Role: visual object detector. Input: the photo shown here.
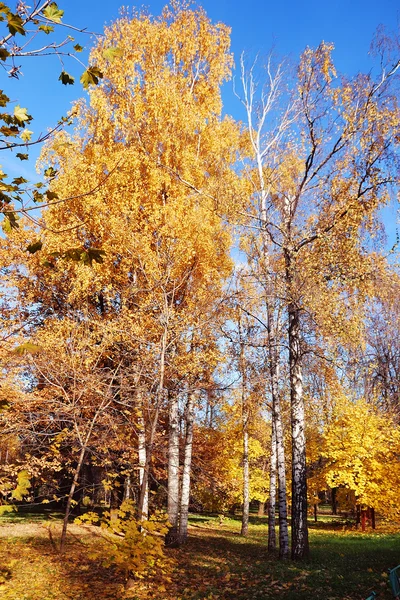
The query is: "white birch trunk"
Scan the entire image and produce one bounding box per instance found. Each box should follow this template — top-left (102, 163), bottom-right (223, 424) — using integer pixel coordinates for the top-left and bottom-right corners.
top-left (268, 417), bottom-right (277, 551)
top-left (179, 393), bottom-right (194, 543)
top-left (241, 425), bottom-right (250, 536)
top-left (288, 300), bottom-right (309, 559)
top-left (166, 392), bottom-right (180, 544)
top-left (138, 412), bottom-right (148, 520)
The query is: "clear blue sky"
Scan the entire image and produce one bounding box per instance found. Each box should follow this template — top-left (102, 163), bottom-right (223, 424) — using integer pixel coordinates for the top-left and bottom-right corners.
top-left (3, 0), bottom-right (399, 234)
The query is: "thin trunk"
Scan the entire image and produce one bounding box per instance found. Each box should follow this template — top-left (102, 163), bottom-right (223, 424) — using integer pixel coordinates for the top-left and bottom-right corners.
top-left (371, 507), bottom-right (376, 529)
top-left (179, 393), bottom-right (195, 543)
top-left (268, 417), bottom-right (277, 551)
top-left (356, 504), bottom-right (361, 528)
top-left (138, 409), bottom-right (148, 520)
top-left (138, 326), bottom-right (167, 520)
top-left (60, 445), bottom-right (86, 553)
top-left (258, 501), bottom-right (265, 516)
top-left (241, 425), bottom-right (250, 536)
top-left (361, 509), bottom-right (367, 532)
top-left (238, 326), bottom-right (249, 538)
top-left (166, 391), bottom-right (180, 545)
top-left (267, 302), bottom-right (289, 558)
top-left (123, 475), bottom-right (131, 501)
top-left (314, 503), bottom-right (317, 522)
top-left (331, 487), bottom-right (337, 515)
top-left (288, 300), bottom-right (309, 559)
top-left (275, 395), bottom-right (289, 559)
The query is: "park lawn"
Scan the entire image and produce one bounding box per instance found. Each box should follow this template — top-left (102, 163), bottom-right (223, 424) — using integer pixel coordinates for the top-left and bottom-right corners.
top-left (0, 512), bottom-right (398, 600)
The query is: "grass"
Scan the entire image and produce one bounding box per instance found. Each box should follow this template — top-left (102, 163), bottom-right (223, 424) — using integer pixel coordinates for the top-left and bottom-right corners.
top-left (0, 511), bottom-right (398, 599)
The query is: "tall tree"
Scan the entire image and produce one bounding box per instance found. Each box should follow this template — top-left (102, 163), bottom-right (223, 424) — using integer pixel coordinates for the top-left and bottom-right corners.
top-left (239, 37), bottom-right (400, 558)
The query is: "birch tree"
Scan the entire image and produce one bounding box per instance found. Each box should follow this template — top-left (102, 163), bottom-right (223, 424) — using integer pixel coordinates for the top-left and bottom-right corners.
top-left (239, 36), bottom-right (400, 558)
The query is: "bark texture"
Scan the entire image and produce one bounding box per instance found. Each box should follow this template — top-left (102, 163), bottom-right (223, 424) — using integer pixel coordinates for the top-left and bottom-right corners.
top-left (179, 393), bottom-right (195, 543)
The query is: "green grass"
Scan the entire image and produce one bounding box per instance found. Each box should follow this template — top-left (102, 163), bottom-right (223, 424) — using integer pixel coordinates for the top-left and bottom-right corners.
top-left (174, 515), bottom-right (399, 600)
top-left (0, 510), bottom-right (398, 599)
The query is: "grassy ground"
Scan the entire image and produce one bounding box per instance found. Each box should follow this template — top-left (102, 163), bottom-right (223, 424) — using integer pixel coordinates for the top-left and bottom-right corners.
top-left (0, 511), bottom-right (398, 600)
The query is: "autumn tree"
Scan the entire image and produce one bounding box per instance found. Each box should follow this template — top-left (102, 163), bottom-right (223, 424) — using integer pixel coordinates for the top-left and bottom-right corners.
top-left (240, 36), bottom-right (400, 558)
top-left (1, 2), bottom-right (241, 546)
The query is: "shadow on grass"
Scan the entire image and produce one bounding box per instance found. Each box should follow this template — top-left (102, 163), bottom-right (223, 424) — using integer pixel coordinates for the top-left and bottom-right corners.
top-left (168, 524), bottom-right (396, 600)
top-left (0, 515), bottom-right (397, 600)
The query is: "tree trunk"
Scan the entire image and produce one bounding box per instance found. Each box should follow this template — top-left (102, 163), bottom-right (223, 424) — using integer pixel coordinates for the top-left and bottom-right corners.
top-left (270, 353), bottom-right (289, 558)
top-left (138, 327), bottom-right (167, 520)
top-left (137, 410), bottom-right (148, 519)
top-left (356, 504), bottom-right (361, 528)
top-left (166, 391), bottom-right (180, 546)
top-left (288, 301), bottom-right (309, 559)
top-left (60, 445), bottom-right (87, 553)
top-left (179, 393), bottom-right (195, 543)
top-left (123, 474), bottom-right (131, 501)
top-left (258, 501), bottom-right (265, 516)
top-left (314, 503), bottom-right (317, 522)
top-left (268, 417), bottom-right (277, 551)
top-left (361, 509), bottom-right (367, 532)
top-left (266, 292), bottom-right (289, 558)
top-left (371, 507), bottom-right (376, 529)
top-left (241, 425), bottom-right (250, 536)
top-left (331, 487), bottom-right (337, 515)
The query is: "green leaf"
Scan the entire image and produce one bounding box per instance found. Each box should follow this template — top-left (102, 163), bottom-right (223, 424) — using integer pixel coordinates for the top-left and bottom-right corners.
top-left (44, 166), bottom-right (57, 178)
top-left (16, 152), bottom-right (28, 160)
top-left (65, 247), bottom-right (83, 262)
top-left (11, 470), bottom-right (31, 500)
top-left (58, 70), bottom-right (75, 85)
top-left (2, 211), bottom-right (19, 233)
top-left (0, 506), bottom-right (15, 516)
top-left (42, 2), bottom-right (64, 23)
top-left (26, 240), bottom-right (43, 254)
top-left (13, 342), bottom-right (40, 355)
top-left (80, 66), bottom-right (103, 89)
top-left (102, 46), bottom-right (123, 62)
top-left (7, 12), bottom-right (25, 36)
top-left (39, 24), bottom-right (54, 34)
top-left (0, 47), bottom-right (10, 60)
top-left (46, 190), bottom-right (58, 200)
top-left (0, 90), bottom-right (9, 107)
top-left (73, 43), bottom-right (83, 52)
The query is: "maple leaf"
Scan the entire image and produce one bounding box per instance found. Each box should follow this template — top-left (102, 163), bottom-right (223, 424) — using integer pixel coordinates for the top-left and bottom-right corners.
top-left (80, 66), bottom-right (103, 88)
top-left (20, 128), bottom-right (33, 142)
top-left (13, 105), bottom-right (30, 124)
top-left (58, 71), bottom-right (75, 85)
top-left (42, 2), bottom-right (64, 23)
top-left (7, 12), bottom-right (25, 35)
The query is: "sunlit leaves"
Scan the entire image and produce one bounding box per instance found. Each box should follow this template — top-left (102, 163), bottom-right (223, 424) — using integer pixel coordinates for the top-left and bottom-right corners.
top-left (20, 128), bottom-right (33, 142)
top-left (13, 105), bottom-right (30, 124)
top-left (102, 46), bottom-right (123, 62)
top-left (6, 12), bottom-right (25, 36)
top-left (80, 66), bottom-right (103, 88)
top-left (39, 24), bottom-right (54, 34)
top-left (42, 2), bottom-right (64, 23)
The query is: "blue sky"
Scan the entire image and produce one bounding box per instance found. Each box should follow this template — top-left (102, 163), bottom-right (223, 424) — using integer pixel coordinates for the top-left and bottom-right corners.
top-left (6, 0), bottom-right (399, 139)
top-left (2, 0), bottom-right (399, 237)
